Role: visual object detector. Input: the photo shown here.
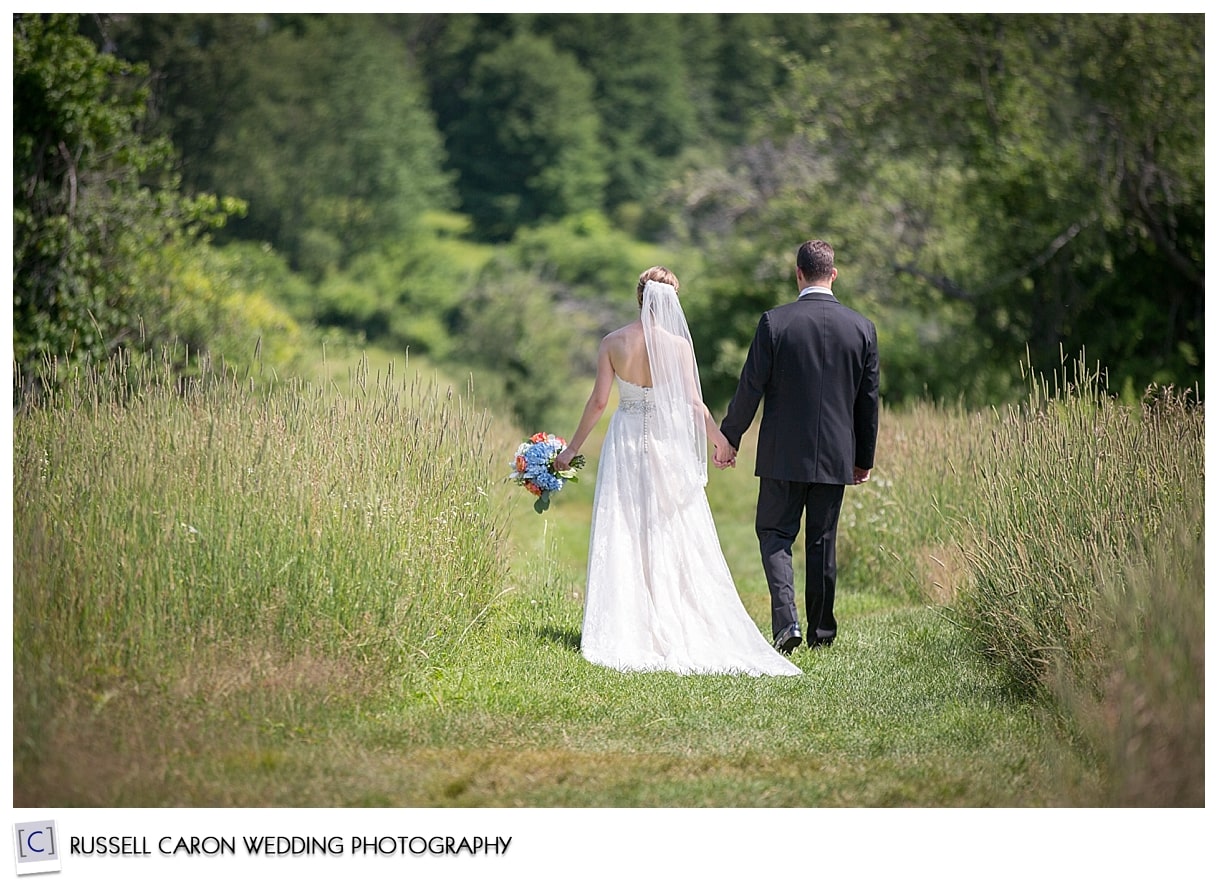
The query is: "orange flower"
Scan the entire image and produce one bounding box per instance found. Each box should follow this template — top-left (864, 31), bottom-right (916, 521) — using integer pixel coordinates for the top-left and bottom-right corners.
top-left (515, 455), bottom-right (527, 473)
top-left (530, 432), bottom-right (547, 443)
top-left (525, 481), bottom-right (542, 497)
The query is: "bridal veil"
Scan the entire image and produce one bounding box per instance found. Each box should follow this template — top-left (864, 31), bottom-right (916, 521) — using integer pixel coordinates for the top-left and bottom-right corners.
top-left (640, 280), bottom-right (708, 509)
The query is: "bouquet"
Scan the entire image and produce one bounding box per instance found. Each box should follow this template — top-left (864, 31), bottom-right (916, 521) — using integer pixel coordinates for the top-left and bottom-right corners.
top-left (509, 432), bottom-right (586, 514)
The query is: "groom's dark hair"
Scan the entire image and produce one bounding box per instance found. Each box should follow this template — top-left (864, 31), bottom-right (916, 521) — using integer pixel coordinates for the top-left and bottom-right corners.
top-left (796, 240), bottom-right (835, 282)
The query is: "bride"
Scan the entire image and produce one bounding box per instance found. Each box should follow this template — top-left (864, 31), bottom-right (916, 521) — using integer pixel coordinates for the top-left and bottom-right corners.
top-left (553, 267), bottom-right (800, 677)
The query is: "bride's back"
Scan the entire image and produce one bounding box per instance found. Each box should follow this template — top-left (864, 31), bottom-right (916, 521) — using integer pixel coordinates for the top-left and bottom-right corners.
top-left (605, 321), bottom-right (652, 388)
top-left (606, 319), bottom-right (698, 390)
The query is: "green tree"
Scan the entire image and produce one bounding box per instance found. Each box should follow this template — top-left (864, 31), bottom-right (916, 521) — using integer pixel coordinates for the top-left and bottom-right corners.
top-left (697, 14), bottom-right (822, 144)
top-left (682, 13), bottom-right (1203, 405)
top-left (447, 32), bottom-right (608, 240)
top-left (106, 14), bottom-right (454, 277)
top-left (822, 15), bottom-right (1201, 395)
top-left (204, 15), bottom-right (454, 275)
top-left (88, 14), bottom-right (266, 192)
top-left (12, 13), bottom-right (242, 388)
top-left (528, 14), bottom-right (696, 211)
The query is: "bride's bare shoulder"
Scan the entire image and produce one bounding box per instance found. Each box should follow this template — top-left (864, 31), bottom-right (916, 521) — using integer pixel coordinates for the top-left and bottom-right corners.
top-left (610, 318), bottom-right (644, 335)
top-left (603, 321), bottom-right (644, 345)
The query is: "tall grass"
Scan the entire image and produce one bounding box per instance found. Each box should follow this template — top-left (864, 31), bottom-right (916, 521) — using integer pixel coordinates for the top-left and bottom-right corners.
top-left (834, 398), bottom-right (986, 604)
top-left (1077, 503), bottom-right (1205, 806)
top-left (13, 347), bottom-right (516, 774)
top-left (951, 359), bottom-right (1202, 683)
top-left (816, 351), bottom-right (1203, 806)
top-left (943, 355), bottom-right (1204, 805)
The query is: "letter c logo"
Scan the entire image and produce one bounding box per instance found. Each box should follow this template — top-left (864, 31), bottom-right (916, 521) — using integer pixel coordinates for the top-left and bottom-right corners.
top-left (26, 830), bottom-right (45, 853)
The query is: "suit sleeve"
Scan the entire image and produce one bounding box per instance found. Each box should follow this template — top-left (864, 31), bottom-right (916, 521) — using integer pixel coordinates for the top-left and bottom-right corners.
top-left (719, 312), bottom-right (772, 450)
top-left (853, 320), bottom-right (880, 470)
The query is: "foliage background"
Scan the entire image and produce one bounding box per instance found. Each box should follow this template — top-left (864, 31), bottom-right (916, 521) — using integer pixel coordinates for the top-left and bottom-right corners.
top-left (12, 12), bottom-right (1204, 424)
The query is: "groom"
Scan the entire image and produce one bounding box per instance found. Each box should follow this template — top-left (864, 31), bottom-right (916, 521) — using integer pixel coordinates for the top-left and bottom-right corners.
top-left (715, 240), bottom-right (880, 653)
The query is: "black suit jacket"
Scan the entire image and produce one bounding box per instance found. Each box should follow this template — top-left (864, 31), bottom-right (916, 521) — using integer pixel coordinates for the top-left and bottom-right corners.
top-left (720, 290), bottom-right (879, 484)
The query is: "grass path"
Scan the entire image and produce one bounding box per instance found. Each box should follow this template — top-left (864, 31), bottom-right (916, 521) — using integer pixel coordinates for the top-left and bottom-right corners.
top-left (343, 563), bottom-right (1088, 808)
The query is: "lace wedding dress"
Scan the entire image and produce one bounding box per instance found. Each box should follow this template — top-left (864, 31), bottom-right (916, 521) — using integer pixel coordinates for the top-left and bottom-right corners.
top-left (579, 283), bottom-right (800, 677)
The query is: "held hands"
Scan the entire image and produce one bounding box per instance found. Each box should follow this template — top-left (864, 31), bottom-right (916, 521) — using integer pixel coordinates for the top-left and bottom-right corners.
top-left (712, 440), bottom-right (737, 470)
top-left (710, 424), bottom-right (737, 470)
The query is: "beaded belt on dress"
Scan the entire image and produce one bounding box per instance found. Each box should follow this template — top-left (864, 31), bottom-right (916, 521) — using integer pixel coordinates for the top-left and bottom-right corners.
top-left (618, 397), bottom-right (655, 415)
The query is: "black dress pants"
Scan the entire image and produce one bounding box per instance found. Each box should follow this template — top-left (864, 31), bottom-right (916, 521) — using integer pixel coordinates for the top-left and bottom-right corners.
top-left (756, 478), bottom-right (846, 644)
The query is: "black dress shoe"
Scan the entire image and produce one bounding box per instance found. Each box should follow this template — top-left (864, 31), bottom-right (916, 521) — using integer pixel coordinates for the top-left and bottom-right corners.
top-left (773, 624), bottom-right (802, 655)
top-left (809, 630), bottom-right (835, 649)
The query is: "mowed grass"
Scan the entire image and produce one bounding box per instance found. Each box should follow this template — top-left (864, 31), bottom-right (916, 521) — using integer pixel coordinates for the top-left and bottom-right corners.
top-left (18, 558), bottom-right (1071, 808)
top-left (11, 350), bottom-right (1201, 809)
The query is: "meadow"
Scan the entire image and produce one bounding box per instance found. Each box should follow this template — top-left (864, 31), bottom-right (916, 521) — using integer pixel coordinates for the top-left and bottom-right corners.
top-left (12, 345), bottom-right (1203, 810)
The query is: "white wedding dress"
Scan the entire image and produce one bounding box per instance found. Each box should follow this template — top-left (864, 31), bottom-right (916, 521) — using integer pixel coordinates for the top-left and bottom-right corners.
top-left (578, 283), bottom-right (800, 677)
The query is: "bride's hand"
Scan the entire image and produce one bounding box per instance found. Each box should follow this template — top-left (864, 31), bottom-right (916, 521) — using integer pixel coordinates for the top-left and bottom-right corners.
top-left (554, 449), bottom-right (576, 471)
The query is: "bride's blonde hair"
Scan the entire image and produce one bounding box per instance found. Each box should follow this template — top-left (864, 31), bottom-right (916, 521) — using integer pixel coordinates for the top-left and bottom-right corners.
top-left (637, 266), bottom-right (679, 307)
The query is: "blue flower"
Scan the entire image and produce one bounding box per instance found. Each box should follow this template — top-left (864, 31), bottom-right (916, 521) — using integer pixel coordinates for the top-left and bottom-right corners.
top-left (508, 432), bottom-right (585, 514)
top-left (524, 443), bottom-right (554, 469)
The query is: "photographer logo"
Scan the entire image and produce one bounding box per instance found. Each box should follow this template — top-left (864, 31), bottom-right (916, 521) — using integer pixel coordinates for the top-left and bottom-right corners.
top-left (12, 821), bottom-right (61, 876)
